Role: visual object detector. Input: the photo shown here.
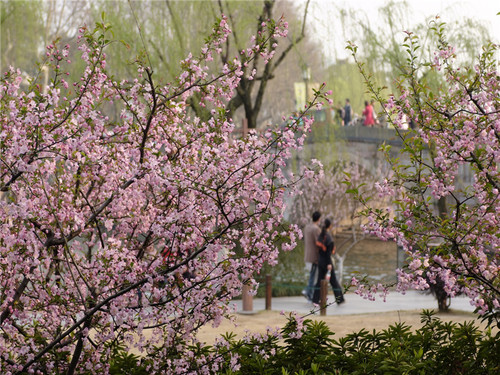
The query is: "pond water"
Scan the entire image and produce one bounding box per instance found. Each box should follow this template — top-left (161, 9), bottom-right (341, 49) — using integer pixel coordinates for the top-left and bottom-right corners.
top-left (339, 237), bottom-right (398, 286)
top-left (269, 237), bottom-right (399, 290)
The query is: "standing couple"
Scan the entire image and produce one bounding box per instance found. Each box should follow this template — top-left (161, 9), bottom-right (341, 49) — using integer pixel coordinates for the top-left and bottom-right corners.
top-left (303, 211), bottom-right (345, 305)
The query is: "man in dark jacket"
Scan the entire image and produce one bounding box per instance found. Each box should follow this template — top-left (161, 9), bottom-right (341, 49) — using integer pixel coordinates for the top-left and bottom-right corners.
top-left (343, 98), bottom-right (352, 126)
top-left (312, 218), bottom-right (345, 305)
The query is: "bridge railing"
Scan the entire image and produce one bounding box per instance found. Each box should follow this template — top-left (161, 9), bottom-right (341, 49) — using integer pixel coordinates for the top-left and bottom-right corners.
top-left (232, 110), bottom-right (408, 146)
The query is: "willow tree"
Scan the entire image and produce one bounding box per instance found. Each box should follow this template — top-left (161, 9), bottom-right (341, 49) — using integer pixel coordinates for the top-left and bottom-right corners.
top-left (92, 0), bottom-right (312, 129)
top-left (322, 1), bottom-right (493, 115)
top-left (1, 0), bottom-right (44, 75)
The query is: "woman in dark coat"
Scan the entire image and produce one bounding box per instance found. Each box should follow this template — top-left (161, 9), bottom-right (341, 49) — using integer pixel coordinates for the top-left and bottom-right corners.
top-left (312, 219), bottom-right (345, 305)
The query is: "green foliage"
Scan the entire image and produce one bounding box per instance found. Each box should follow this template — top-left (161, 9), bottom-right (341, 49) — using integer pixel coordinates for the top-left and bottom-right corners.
top-left (255, 281), bottom-right (305, 298)
top-left (95, 311), bottom-right (499, 374)
top-left (218, 310), bottom-right (499, 375)
top-left (325, 60), bottom-right (373, 116)
top-left (281, 319), bottom-right (337, 373)
top-left (108, 349), bottom-right (150, 375)
top-left (0, 0), bottom-right (44, 75)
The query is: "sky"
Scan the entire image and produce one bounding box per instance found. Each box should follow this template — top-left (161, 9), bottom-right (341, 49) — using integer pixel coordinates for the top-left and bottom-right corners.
top-left (301, 0), bottom-right (500, 62)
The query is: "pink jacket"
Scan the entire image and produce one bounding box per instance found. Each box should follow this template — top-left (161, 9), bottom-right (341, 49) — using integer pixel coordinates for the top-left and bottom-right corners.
top-left (363, 104), bottom-right (375, 126)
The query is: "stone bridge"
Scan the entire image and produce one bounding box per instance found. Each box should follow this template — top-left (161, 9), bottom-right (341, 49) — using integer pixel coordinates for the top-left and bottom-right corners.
top-left (294, 125), bottom-right (405, 178)
top-left (296, 122), bottom-right (473, 187)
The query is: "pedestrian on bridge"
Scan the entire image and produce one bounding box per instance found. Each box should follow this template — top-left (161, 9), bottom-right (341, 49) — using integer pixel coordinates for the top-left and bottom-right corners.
top-left (363, 100), bottom-right (375, 127)
top-left (343, 99), bottom-right (352, 126)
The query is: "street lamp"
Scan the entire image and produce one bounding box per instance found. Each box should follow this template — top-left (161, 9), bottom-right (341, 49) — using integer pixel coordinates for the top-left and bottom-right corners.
top-left (302, 64), bottom-right (311, 104)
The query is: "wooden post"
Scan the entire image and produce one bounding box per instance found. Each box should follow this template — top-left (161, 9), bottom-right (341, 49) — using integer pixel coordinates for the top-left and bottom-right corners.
top-left (242, 118), bottom-right (248, 137)
top-left (265, 274), bottom-right (272, 310)
top-left (242, 284), bottom-right (253, 313)
top-left (320, 279), bottom-right (328, 316)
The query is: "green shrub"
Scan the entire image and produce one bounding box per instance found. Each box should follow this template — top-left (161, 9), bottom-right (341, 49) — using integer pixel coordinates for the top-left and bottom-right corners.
top-left (255, 281), bottom-right (306, 298)
top-left (103, 310), bottom-right (499, 374)
top-left (220, 310), bottom-right (500, 375)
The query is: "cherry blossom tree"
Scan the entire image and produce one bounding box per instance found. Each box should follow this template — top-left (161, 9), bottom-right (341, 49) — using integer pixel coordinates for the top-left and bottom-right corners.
top-left (347, 20), bottom-right (499, 325)
top-left (0, 16), bottom-right (327, 374)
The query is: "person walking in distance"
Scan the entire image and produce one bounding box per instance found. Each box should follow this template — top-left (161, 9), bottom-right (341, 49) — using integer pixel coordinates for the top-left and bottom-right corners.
top-left (302, 211), bottom-right (321, 302)
top-left (362, 100), bottom-right (375, 127)
top-left (312, 218), bottom-right (345, 305)
top-left (343, 99), bottom-right (352, 126)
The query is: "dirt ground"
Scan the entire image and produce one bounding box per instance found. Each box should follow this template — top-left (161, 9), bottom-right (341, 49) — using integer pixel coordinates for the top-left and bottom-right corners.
top-left (196, 309), bottom-right (489, 345)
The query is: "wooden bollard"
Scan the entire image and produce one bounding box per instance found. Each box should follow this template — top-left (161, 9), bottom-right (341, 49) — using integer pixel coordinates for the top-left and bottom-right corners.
top-left (242, 118), bottom-right (248, 137)
top-left (265, 274), bottom-right (272, 310)
top-left (242, 284), bottom-right (253, 313)
top-left (320, 279), bottom-right (328, 316)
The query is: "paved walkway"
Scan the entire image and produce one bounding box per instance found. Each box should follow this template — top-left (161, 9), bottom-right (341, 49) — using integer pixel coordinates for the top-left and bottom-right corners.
top-left (233, 290), bottom-right (476, 316)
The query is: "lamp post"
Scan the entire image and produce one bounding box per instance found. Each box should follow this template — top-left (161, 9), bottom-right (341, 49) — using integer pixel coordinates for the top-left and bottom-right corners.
top-left (302, 64), bottom-right (311, 105)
